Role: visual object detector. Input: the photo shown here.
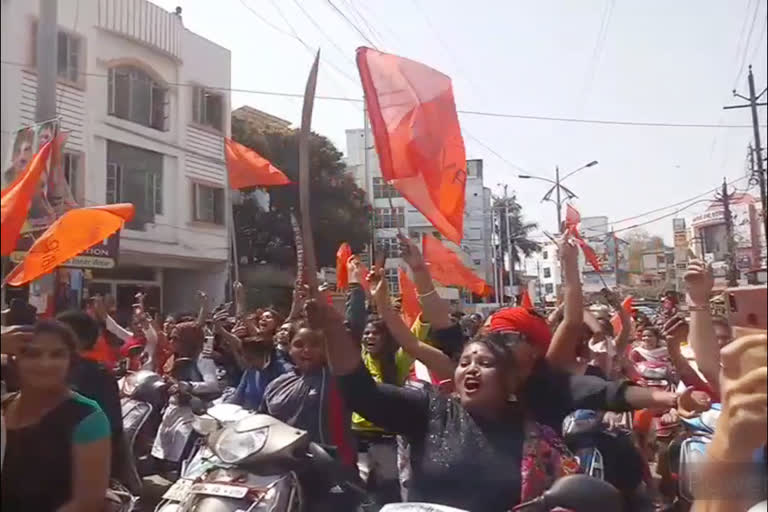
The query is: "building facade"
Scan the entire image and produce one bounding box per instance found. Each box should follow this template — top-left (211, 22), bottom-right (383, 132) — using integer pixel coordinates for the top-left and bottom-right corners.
top-left (344, 127), bottom-right (493, 304)
top-left (1, 0), bottom-right (232, 315)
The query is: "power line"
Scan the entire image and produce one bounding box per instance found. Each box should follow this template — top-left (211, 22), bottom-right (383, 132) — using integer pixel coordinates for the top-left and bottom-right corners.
top-left (342, 0), bottom-right (386, 49)
top-left (580, 0), bottom-right (615, 110)
top-left (1, 59), bottom-right (762, 129)
top-left (292, 0), bottom-right (357, 68)
top-left (733, 0), bottom-right (764, 89)
top-left (325, 0), bottom-right (378, 48)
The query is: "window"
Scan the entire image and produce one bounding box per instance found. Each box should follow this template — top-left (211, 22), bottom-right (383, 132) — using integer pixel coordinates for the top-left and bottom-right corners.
top-left (545, 283), bottom-right (554, 294)
top-left (108, 66), bottom-right (169, 130)
top-left (374, 207), bottom-right (404, 229)
top-left (543, 267), bottom-right (552, 279)
top-left (193, 183), bottom-right (225, 224)
top-left (192, 86), bottom-right (224, 131)
top-left (106, 141), bottom-right (163, 230)
top-left (62, 152), bottom-right (81, 202)
top-left (473, 259), bottom-right (482, 266)
top-left (377, 237), bottom-right (400, 258)
top-left (372, 177), bottom-right (400, 199)
top-left (385, 268), bottom-right (400, 295)
top-left (57, 31), bottom-right (81, 82)
top-left (543, 251), bottom-right (549, 260)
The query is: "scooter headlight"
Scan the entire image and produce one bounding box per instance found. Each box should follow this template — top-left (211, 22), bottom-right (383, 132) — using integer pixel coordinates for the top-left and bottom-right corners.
top-left (213, 427), bottom-right (268, 464)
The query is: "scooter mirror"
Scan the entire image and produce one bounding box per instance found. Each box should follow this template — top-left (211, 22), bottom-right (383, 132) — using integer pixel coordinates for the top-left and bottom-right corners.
top-left (541, 475), bottom-right (622, 512)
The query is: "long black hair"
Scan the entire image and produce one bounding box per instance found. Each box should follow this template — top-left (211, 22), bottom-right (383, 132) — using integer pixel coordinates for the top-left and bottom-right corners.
top-left (364, 315), bottom-right (399, 385)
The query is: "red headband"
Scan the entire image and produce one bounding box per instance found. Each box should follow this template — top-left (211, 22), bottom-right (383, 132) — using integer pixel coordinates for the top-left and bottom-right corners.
top-left (488, 307), bottom-right (552, 352)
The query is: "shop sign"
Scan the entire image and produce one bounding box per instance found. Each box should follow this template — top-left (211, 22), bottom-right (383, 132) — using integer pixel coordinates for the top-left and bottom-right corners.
top-left (10, 233), bottom-right (121, 269)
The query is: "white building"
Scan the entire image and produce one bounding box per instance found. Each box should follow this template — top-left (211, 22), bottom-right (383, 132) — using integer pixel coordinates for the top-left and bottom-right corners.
top-left (345, 127), bottom-right (493, 303)
top-left (1, 0), bottom-right (232, 315)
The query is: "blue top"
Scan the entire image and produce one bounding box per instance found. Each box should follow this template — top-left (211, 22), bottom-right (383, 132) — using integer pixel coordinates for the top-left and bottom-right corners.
top-left (229, 350), bottom-right (294, 410)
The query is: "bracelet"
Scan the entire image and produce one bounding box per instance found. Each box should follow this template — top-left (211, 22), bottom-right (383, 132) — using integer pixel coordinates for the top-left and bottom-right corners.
top-left (418, 288), bottom-right (438, 299)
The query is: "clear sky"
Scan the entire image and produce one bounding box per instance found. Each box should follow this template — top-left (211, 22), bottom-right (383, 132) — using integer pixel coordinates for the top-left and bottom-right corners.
top-left (154, 0), bottom-right (767, 244)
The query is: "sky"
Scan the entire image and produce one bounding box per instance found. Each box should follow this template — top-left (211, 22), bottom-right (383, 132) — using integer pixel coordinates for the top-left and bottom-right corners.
top-left (153, 0), bottom-right (768, 245)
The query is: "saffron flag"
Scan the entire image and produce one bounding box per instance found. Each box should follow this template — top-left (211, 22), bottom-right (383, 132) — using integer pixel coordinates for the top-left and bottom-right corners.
top-left (399, 267), bottom-right (421, 327)
top-left (520, 288), bottom-right (534, 309)
top-left (1, 139), bottom-right (55, 255)
top-left (565, 203), bottom-right (581, 229)
top-left (422, 234), bottom-right (491, 296)
top-left (224, 138), bottom-right (291, 189)
top-left (5, 204), bottom-right (135, 286)
top-left (611, 296), bottom-right (635, 337)
top-left (336, 243), bottom-right (353, 290)
top-left (357, 47), bottom-right (467, 244)
top-left (563, 204), bottom-right (602, 272)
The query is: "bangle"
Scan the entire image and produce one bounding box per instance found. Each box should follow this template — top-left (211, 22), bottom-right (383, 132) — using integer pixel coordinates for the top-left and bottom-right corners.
top-left (418, 288), bottom-right (438, 299)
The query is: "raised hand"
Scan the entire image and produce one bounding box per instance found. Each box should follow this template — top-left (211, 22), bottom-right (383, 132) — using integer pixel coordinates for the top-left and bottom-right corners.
top-left (398, 234), bottom-right (425, 271)
top-left (366, 267), bottom-right (389, 309)
top-left (196, 290), bottom-right (209, 305)
top-left (684, 260), bottom-right (714, 306)
top-left (347, 255), bottom-right (363, 284)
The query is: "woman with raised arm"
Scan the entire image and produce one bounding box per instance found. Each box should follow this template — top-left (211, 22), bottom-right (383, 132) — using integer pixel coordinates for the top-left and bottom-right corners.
top-left (321, 267), bottom-right (580, 510)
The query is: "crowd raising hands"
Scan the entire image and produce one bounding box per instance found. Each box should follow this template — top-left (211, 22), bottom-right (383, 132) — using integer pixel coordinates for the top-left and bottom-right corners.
top-left (0, 231), bottom-right (765, 511)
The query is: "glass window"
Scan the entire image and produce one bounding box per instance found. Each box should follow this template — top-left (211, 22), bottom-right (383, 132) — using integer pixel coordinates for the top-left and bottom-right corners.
top-left (372, 177), bottom-right (400, 199)
top-left (56, 31), bottom-right (81, 82)
top-left (545, 283), bottom-right (554, 294)
top-left (374, 207), bottom-right (404, 229)
top-left (385, 268), bottom-right (400, 295)
top-left (193, 183), bottom-right (225, 224)
top-left (543, 267), bottom-right (552, 278)
top-left (108, 66), bottom-right (169, 130)
top-left (192, 86), bottom-right (224, 131)
top-left (106, 141), bottom-right (163, 230)
top-left (62, 152), bottom-right (80, 202)
top-left (377, 237), bottom-right (400, 258)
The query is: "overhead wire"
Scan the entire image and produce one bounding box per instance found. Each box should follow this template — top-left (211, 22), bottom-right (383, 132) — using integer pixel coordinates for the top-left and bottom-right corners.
top-left (1, 59), bottom-right (761, 129)
top-left (342, 0), bottom-right (387, 49)
top-left (732, 0), bottom-right (764, 90)
top-left (579, 0), bottom-right (615, 110)
top-left (325, 0), bottom-right (378, 49)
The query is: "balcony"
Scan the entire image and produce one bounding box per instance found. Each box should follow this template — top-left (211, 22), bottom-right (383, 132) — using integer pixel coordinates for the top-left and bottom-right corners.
top-left (97, 0), bottom-right (183, 61)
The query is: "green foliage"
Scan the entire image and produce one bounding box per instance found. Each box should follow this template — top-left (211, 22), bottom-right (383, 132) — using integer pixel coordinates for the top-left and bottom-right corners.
top-left (493, 194), bottom-right (542, 267)
top-left (231, 118), bottom-right (371, 269)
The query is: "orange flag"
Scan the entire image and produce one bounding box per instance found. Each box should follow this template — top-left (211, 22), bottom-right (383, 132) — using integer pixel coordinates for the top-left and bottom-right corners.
top-left (520, 288), bottom-right (534, 309)
top-left (611, 296), bottom-right (635, 337)
top-left (1, 139), bottom-right (55, 255)
top-left (5, 204), bottom-right (135, 286)
top-left (422, 234), bottom-right (490, 296)
top-left (399, 267), bottom-right (421, 327)
top-left (224, 137), bottom-right (291, 189)
top-left (357, 47), bottom-right (467, 244)
top-left (564, 204), bottom-right (602, 272)
top-left (336, 243), bottom-right (353, 290)
top-left (565, 203), bottom-right (581, 229)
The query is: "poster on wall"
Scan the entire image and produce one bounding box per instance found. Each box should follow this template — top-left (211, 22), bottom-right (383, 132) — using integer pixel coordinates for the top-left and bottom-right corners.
top-left (2, 118), bottom-right (77, 232)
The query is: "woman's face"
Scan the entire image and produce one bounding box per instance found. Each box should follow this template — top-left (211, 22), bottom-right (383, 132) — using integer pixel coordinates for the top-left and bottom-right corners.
top-left (641, 329), bottom-right (659, 349)
top-left (363, 323), bottom-right (391, 357)
top-left (454, 342), bottom-right (511, 417)
top-left (289, 328), bottom-right (326, 373)
top-left (274, 323), bottom-right (293, 348)
top-left (259, 311), bottom-right (278, 335)
top-left (164, 316), bottom-right (176, 335)
top-left (16, 332), bottom-right (72, 391)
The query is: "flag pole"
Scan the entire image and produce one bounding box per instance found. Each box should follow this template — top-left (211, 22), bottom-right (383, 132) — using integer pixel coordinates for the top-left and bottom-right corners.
top-left (223, 136), bottom-right (240, 291)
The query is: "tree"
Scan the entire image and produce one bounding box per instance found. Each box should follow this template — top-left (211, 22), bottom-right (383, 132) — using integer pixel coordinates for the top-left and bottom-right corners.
top-left (625, 228), bottom-right (665, 273)
top-left (493, 194), bottom-right (541, 284)
top-left (231, 119), bottom-right (371, 269)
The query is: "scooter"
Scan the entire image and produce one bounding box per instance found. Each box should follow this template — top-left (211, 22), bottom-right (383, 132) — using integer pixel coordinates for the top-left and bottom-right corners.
top-left (155, 402), bottom-right (368, 512)
top-left (379, 474), bottom-right (623, 512)
top-left (562, 410), bottom-right (654, 512)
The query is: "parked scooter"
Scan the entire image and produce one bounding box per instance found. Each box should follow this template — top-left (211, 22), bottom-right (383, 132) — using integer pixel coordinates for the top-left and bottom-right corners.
top-left (378, 475), bottom-right (623, 512)
top-left (155, 403), bottom-right (368, 512)
top-left (562, 410), bottom-right (654, 512)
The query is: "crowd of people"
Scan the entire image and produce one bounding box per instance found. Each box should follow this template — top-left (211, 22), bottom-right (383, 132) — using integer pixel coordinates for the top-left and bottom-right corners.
top-left (0, 232), bottom-right (766, 511)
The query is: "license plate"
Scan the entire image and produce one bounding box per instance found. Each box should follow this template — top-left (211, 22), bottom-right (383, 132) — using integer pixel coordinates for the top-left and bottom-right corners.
top-left (162, 478), bottom-right (195, 501)
top-left (192, 482), bottom-right (249, 499)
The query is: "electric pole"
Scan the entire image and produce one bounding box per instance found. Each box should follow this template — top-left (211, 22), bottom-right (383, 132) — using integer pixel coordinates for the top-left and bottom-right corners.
top-left (724, 65), bottom-right (767, 249)
top-left (36, 0), bottom-right (58, 122)
top-left (718, 178), bottom-right (739, 287)
top-left (612, 230), bottom-right (620, 289)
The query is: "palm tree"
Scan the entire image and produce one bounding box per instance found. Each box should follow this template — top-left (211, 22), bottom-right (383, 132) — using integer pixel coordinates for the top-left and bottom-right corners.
top-left (493, 194), bottom-right (541, 282)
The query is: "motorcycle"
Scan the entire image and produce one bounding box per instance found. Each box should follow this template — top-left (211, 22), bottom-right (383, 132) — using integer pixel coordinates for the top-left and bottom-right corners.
top-left (562, 410), bottom-right (654, 512)
top-left (155, 402), bottom-right (368, 511)
top-left (378, 474), bottom-right (623, 512)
